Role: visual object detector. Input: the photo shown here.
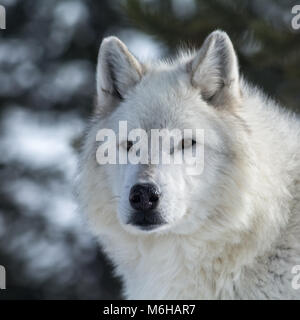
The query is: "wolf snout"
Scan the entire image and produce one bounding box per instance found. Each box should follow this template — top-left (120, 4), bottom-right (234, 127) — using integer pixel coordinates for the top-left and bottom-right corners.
top-left (129, 183), bottom-right (160, 211)
top-left (128, 183), bottom-right (165, 230)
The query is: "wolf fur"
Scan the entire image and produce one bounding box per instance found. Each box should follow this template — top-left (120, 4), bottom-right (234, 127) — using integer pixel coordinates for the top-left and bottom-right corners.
top-left (78, 31), bottom-right (300, 299)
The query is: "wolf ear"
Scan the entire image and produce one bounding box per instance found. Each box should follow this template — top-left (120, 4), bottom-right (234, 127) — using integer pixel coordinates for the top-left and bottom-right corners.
top-left (189, 30), bottom-right (240, 106)
top-left (96, 37), bottom-right (144, 110)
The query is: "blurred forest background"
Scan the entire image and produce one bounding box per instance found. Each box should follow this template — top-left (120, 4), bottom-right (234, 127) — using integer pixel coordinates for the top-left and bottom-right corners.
top-left (0, 0), bottom-right (299, 299)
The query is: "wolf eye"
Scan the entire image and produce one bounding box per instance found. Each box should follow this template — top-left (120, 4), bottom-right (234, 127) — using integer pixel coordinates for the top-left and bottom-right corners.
top-left (126, 140), bottom-right (133, 152)
top-left (120, 140), bottom-right (133, 152)
top-left (181, 139), bottom-right (196, 149)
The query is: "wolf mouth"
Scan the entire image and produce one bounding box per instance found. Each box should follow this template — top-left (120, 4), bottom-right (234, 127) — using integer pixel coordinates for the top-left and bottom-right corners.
top-left (127, 211), bottom-right (166, 230)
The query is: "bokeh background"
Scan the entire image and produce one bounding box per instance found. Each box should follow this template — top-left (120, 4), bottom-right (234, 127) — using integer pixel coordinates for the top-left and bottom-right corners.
top-left (0, 0), bottom-right (299, 299)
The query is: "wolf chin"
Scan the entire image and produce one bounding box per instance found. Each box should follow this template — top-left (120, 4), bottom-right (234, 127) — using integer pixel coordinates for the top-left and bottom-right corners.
top-left (78, 30), bottom-right (300, 299)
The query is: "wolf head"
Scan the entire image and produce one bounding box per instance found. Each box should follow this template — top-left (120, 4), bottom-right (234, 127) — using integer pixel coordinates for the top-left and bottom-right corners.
top-left (80, 31), bottom-right (253, 237)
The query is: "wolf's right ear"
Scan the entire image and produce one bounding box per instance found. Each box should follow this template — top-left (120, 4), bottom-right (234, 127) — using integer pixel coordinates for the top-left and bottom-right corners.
top-left (96, 37), bottom-right (144, 112)
top-left (189, 30), bottom-right (240, 107)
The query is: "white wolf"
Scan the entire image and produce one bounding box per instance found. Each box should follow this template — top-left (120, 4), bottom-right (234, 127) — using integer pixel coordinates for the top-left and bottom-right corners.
top-left (78, 30), bottom-right (300, 299)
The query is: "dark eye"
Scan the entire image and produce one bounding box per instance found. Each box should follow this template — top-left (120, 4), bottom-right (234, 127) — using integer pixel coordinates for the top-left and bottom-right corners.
top-left (181, 139), bottom-right (196, 149)
top-left (126, 140), bottom-right (133, 152)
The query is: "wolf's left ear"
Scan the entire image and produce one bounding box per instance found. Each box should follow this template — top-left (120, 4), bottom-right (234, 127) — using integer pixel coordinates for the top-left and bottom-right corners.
top-left (96, 36), bottom-right (144, 111)
top-left (189, 30), bottom-right (240, 106)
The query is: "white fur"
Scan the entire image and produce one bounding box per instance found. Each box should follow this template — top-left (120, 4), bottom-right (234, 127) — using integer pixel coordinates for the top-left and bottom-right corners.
top-left (78, 31), bottom-right (300, 299)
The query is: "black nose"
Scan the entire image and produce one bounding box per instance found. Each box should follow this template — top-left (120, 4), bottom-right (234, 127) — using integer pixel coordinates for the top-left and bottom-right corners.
top-left (129, 183), bottom-right (160, 211)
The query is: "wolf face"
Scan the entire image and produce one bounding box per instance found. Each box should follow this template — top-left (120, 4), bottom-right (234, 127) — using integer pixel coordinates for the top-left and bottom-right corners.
top-left (82, 31), bottom-right (251, 236)
top-left (79, 30), bottom-right (300, 300)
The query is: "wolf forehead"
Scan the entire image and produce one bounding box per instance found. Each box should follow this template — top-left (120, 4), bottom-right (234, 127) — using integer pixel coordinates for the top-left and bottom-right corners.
top-left (106, 68), bottom-right (202, 120)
